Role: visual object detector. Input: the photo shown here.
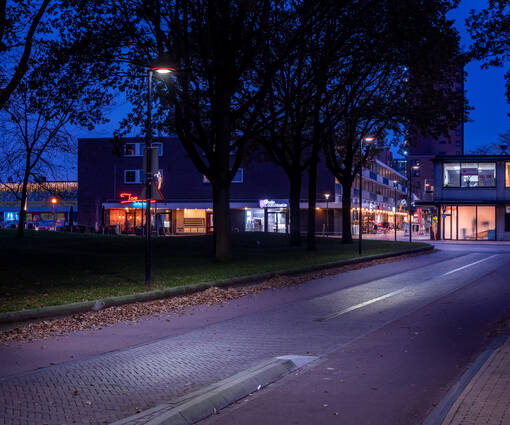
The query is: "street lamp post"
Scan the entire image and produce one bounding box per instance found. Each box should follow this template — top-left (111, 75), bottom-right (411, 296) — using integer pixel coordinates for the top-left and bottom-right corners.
top-left (51, 197), bottom-right (57, 231)
top-left (408, 163), bottom-right (420, 243)
top-left (392, 180), bottom-right (398, 241)
top-left (144, 64), bottom-right (175, 288)
top-left (359, 136), bottom-right (375, 255)
top-left (325, 193), bottom-right (330, 237)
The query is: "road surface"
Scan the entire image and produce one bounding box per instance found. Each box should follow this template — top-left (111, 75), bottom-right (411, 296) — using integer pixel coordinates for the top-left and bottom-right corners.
top-left (1, 242), bottom-right (509, 425)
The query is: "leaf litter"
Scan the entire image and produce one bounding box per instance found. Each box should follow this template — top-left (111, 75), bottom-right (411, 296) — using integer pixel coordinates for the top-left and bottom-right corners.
top-left (0, 250), bottom-right (431, 344)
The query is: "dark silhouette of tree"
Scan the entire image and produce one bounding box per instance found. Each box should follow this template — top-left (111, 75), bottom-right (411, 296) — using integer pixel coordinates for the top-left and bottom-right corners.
top-left (467, 0), bottom-right (510, 105)
top-left (58, 0), bottom-right (315, 261)
top-left (323, 0), bottom-right (466, 244)
top-left (0, 0), bottom-right (51, 110)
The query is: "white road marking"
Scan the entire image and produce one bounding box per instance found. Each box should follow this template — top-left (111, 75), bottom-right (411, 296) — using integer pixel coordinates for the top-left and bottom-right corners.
top-left (441, 255), bottom-right (499, 277)
top-left (318, 288), bottom-right (407, 322)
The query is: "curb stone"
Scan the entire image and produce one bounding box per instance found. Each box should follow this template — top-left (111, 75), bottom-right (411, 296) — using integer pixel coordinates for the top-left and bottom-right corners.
top-left (0, 245), bottom-right (433, 324)
top-left (110, 355), bottom-right (317, 425)
top-left (422, 327), bottom-right (510, 425)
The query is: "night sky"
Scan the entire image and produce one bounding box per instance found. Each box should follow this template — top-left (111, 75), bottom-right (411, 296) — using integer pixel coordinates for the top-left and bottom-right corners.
top-left (74, 0), bottom-right (509, 156)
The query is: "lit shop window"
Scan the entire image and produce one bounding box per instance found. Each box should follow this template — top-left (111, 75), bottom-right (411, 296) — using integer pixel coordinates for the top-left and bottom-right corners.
top-left (506, 163), bottom-right (510, 188)
top-left (443, 163), bottom-right (496, 188)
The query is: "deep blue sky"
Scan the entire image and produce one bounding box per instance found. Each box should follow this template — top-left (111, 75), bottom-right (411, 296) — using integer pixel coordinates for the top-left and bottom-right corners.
top-left (449, 0), bottom-right (509, 152)
top-left (77, 0), bottom-right (510, 155)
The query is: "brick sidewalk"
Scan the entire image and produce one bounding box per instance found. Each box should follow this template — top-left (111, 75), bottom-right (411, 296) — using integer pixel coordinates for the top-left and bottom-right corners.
top-left (441, 337), bottom-right (510, 425)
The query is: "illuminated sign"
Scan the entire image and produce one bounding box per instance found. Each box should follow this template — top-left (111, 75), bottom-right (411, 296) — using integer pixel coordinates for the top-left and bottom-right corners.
top-left (120, 193), bottom-right (156, 205)
top-left (259, 199), bottom-right (288, 208)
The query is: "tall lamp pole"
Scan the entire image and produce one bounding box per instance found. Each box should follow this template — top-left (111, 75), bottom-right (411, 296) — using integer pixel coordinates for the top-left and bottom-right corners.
top-left (325, 193), bottom-right (330, 237)
top-left (51, 197), bottom-right (57, 231)
top-left (359, 136), bottom-right (375, 254)
top-left (392, 180), bottom-right (398, 241)
top-left (408, 162), bottom-right (420, 243)
top-left (144, 64), bottom-right (174, 288)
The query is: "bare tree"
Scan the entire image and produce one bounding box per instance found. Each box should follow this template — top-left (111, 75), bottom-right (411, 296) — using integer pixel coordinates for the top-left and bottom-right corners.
top-left (0, 0), bottom-right (52, 109)
top-left (0, 85), bottom-right (75, 236)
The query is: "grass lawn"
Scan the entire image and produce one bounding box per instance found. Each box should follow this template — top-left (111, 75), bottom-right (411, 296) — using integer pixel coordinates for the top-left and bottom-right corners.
top-left (0, 230), bottom-right (428, 313)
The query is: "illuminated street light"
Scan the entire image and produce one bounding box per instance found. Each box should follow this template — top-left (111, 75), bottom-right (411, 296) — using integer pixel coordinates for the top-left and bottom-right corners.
top-left (324, 193), bottom-right (330, 237)
top-left (392, 180), bottom-right (399, 241)
top-left (144, 58), bottom-right (175, 288)
top-left (51, 197), bottom-right (58, 231)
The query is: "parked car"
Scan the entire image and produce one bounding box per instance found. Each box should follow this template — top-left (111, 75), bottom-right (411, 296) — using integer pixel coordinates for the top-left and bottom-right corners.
top-left (25, 221), bottom-right (39, 230)
top-left (37, 219), bottom-right (56, 231)
top-left (2, 220), bottom-right (18, 229)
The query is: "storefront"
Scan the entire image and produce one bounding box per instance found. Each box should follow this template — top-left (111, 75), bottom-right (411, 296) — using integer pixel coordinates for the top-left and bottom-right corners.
top-left (0, 182), bottom-right (77, 224)
top-left (440, 205), bottom-right (496, 240)
top-left (247, 200), bottom-right (289, 233)
top-left (351, 207), bottom-right (406, 235)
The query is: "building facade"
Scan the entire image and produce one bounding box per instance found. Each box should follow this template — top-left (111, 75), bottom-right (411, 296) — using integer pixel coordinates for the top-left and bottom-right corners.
top-left (78, 137), bottom-right (407, 235)
top-left (0, 182), bottom-right (77, 224)
top-left (430, 155), bottom-right (510, 241)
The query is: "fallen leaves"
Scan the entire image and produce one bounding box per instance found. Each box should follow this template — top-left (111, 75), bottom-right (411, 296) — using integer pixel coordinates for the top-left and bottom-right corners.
top-left (0, 250), bottom-right (429, 344)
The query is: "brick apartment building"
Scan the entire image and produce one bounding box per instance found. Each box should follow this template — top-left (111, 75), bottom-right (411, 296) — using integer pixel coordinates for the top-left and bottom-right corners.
top-left (78, 136), bottom-right (408, 235)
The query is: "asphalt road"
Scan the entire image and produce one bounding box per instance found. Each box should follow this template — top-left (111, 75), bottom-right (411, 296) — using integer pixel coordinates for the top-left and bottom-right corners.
top-left (1, 243), bottom-right (510, 425)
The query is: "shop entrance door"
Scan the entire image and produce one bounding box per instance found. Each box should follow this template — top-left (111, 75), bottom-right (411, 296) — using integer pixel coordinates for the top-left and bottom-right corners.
top-left (442, 206), bottom-right (458, 240)
top-left (267, 209), bottom-right (287, 233)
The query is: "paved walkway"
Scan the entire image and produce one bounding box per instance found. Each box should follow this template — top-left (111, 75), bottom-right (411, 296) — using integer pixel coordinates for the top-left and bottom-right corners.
top-left (441, 336), bottom-right (510, 425)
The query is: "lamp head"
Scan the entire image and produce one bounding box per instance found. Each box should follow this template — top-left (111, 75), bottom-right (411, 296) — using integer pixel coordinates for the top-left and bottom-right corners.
top-left (51, 198), bottom-right (57, 204)
top-left (325, 193), bottom-right (330, 200)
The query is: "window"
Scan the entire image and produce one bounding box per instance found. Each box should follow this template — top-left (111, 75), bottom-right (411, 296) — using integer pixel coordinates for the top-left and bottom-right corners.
top-left (439, 140), bottom-right (446, 144)
top-left (456, 130), bottom-right (461, 136)
top-left (443, 163), bottom-right (460, 187)
top-left (124, 170), bottom-right (141, 184)
top-left (123, 142), bottom-right (163, 157)
top-left (506, 207), bottom-right (510, 232)
top-left (456, 140), bottom-right (461, 146)
top-left (506, 163), bottom-right (510, 187)
top-left (478, 163), bottom-right (496, 187)
top-left (461, 163), bottom-right (479, 187)
top-left (443, 162), bottom-right (496, 187)
top-left (152, 142), bottom-right (163, 156)
top-left (456, 151), bottom-right (460, 155)
top-left (124, 144), bottom-right (136, 156)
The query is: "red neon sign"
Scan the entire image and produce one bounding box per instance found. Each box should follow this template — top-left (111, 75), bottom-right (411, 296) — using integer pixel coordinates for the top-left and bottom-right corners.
top-left (119, 193), bottom-right (155, 204)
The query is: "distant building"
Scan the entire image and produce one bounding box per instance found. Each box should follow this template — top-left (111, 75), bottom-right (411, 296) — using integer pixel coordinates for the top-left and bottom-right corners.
top-left (424, 154), bottom-right (510, 240)
top-left (0, 182), bottom-right (77, 223)
top-left (78, 137), bottom-right (407, 235)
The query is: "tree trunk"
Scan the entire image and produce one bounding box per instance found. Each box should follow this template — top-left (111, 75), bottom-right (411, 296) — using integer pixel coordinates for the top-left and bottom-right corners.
top-left (288, 174), bottom-right (302, 246)
top-left (341, 181), bottom-right (353, 244)
top-left (16, 172), bottom-right (30, 238)
top-left (307, 159), bottom-right (318, 251)
top-left (212, 183), bottom-right (231, 261)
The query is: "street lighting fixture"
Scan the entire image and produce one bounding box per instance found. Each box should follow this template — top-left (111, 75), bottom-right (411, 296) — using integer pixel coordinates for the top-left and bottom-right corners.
top-left (408, 163), bottom-right (420, 243)
top-left (359, 136), bottom-right (375, 255)
top-left (324, 193), bottom-right (330, 237)
top-left (392, 180), bottom-right (398, 241)
top-left (144, 58), bottom-right (175, 288)
top-left (51, 197), bottom-right (58, 231)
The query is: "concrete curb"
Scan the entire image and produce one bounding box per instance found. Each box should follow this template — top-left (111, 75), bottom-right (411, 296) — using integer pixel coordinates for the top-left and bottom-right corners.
top-left (422, 330), bottom-right (510, 425)
top-left (0, 245), bottom-right (433, 324)
top-left (110, 355), bottom-right (317, 425)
